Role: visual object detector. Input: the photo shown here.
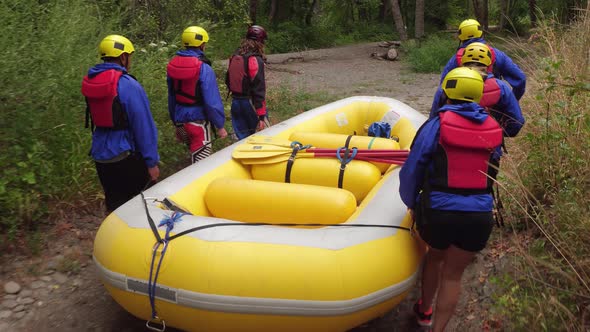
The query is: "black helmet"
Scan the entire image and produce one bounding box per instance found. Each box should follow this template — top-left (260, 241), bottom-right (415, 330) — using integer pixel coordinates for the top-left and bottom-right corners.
top-left (246, 25), bottom-right (267, 43)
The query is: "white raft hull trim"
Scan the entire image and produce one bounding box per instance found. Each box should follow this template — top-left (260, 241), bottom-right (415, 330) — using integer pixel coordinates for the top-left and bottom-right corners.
top-left (94, 256), bottom-right (418, 316)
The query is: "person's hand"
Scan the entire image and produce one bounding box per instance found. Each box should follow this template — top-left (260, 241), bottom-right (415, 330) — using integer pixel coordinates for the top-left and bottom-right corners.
top-left (257, 120), bottom-right (267, 131)
top-left (408, 208), bottom-right (415, 221)
top-left (217, 127), bottom-right (228, 138)
top-left (148, 165), bottom-right (160, 182)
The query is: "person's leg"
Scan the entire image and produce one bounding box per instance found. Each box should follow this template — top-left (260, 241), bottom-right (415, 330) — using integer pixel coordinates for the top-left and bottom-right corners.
top-left (231, 99), bottom-right (259, 140)
top-left (420, 247), bottom-right (445, 311)
top-left (415, 209), bottom-right (453, 327)
top-left (185, 122), bottom-right (212, 164)
top-left (95, 154), bottom-right (149, 212)
top-left (431, 245), bottom-right (477, 332)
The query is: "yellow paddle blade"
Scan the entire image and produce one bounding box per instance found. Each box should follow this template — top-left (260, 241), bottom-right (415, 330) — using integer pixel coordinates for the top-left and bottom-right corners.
top-left (246, 135), bottom-right (297, 148)
top-left (232, 143), bottom-right (311, 159)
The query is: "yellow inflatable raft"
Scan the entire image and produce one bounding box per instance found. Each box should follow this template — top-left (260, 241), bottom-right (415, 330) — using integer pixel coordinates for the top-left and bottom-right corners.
top-left (93, 96), bottom-right (427, 332)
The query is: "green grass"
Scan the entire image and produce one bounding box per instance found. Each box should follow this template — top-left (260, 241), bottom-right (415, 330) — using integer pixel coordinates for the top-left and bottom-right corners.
top-left (401, 33), bottom-right (457, 73)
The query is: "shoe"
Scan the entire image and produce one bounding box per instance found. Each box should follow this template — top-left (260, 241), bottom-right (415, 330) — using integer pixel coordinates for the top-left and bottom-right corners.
top-left (413, 300), bottom-right (433, 327)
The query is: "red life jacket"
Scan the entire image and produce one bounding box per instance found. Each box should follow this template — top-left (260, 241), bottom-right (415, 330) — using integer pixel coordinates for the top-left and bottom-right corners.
top-left (226, 54), bottom-right (251, 96)
top-left (479, 77), bottom-right (501, 108)
top-left (81, 69), bottom-right (127, 129)
top-left (430, 111), bottom-right (503, 194)
top-left (456, 46), bottom-right (496, 74)
top-left (167, 56), bottom-right (203, 105)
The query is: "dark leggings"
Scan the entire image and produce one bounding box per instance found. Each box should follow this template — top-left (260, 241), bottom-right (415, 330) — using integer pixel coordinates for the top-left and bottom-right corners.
top-left (95, 153), bottom-right (150, 212)
top-left (417, 209), bottom-right (494, 252)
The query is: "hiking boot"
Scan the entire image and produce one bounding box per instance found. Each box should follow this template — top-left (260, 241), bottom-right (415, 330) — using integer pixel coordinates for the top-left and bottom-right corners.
top-left (413, 300), bottom-right (433, 327)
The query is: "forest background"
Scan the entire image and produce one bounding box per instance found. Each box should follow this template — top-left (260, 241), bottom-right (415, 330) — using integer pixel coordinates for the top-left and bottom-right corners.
top-left (0, 0), bottom-right (588, 330)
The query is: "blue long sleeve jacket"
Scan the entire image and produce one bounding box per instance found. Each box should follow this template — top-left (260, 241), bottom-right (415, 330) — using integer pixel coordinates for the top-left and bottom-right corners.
top-left (167, 49), bottom-right (225, 130)
top-left (430, 74), bottom-right (525, 137)
top-left (440, 38), bottom-right (527, 100)
top-left (399, 103), bottom-right (495, 212)
top-left (87, 63), bottom-right (159, 168)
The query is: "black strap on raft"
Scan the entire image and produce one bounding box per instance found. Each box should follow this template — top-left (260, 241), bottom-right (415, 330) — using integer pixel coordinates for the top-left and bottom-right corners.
top-left (141, 194), bottom-right (413, 243)
top-left (168, 222), bottom-right (412, 241)
top-left (337, 135), bottom-right (355, 189)
top-left (142, 192), bottom-right (163, 244)
top-left (284, 141), bottom-right (310, 183)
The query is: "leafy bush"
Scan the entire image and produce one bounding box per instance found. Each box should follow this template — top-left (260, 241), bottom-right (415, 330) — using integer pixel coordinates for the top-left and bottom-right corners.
top-left (402, 34), bottom-right (457, 73)
top-left (491, 11), bottom-right (590, 331)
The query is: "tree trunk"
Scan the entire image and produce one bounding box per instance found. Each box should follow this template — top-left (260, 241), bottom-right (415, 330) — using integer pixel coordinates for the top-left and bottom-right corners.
top-left (389, 0), bottom-right (407, 40)
top-left (414, 0), bottom-right (424, 39)
top-left (305, 0), bottom-right (319, 25)
top-left (249, 0), bottom-right (258, 24)
top-left (499, 0), bottom-right (507, 30)
top-left (472, 0), bottom-right (488, 30)
top-left (269, 0), bottom-right (277, 24)
top-left (528, 0), bottom-right (537, 27)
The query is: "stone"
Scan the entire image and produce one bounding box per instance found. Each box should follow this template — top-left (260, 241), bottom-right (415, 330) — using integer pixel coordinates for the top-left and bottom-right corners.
top-left (13, 304), bottom-right (25, 312)
top-left (1, 299), bottom-right (18, 309)
top-left (14, 311), bottom-right (26, 319)
top-left (17, 297), bottom-right (34, 305)
top-left (53, 272), bottom-right (68, 284)
top-left (39, 276), bottom-right (52, 282)
top-left (3, 294), bottom-right (16, 300)
top-left (72, 279), bottom-right (83, 288)
top-left (19, 289), bottom-right (32, 298)
top-left (45, 255), bottom-right (64, 271)
top-left (0, 310), bottom-right (12, 319)
top-left (29, 281), bottom-right (46, 289)
top-left (4, 281), bottom-right (21, 294)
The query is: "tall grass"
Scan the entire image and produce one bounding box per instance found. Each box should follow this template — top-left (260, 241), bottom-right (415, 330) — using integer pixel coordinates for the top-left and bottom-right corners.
top-left (490, 8), bottom-right (590, 331)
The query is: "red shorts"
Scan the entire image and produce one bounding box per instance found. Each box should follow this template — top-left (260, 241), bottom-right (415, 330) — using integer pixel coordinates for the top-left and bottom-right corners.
top-left (176, 121), bottom-right (213, 163)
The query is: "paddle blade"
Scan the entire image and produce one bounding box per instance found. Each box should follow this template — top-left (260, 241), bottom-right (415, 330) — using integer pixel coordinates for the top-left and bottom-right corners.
top-left (246, 135), bottom-right (296, 148)
top-left (232, 143), bottom-right (314, 160)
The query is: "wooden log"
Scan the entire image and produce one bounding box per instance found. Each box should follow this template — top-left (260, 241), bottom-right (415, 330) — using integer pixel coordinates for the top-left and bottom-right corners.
top-left (386, 48), bottom-right (398, 60)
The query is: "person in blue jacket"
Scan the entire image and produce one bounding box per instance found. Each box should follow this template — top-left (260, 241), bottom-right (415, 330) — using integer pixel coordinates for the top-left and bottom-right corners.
top-left (400, 68), bottom-right (510, 331)
top-left (439, 19), bottom-right (527, 101)
top-left (431, 42), bottom-right (525, 138)
top-left (81, 35), bottom-right (160, 212)
top-left (167, 26), bottom-right (228, 163)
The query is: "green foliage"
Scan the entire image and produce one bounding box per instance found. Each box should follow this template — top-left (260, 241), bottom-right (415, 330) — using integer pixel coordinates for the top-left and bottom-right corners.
top-left (493, 12), bottom-right (590, 330)
top-left (402, 34), bottom-right (457, 73)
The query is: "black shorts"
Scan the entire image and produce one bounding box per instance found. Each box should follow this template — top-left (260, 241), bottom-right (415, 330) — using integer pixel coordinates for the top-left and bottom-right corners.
top-left (417, 209), bottom-right (494, 252)
top-left (95, 153), bottom-right (150, 212)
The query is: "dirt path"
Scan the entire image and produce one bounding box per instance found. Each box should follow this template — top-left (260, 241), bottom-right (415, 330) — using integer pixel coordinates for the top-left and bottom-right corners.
top-left (1, 42), bottom-right (504, 332)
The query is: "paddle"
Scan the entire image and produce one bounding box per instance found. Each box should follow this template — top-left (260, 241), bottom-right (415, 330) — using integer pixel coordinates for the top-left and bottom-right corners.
top-left (233, 143), bottom-right (407, 165)
top-left (233, 143), bottom-right (408, 158)
top-left (240, 153), bottom-right (405, 165)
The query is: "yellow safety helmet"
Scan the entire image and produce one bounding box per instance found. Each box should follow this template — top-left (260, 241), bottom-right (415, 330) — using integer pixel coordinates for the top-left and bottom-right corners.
top-left (442, 67), bottom-right (484, 103)
top-left (99, 35), bottom-right (135, 59)
top-left (457, 19), bottom-right (483, 41)
top-left (461, 42), bottom-right (492, 67)
top-left (182, 26), bottom-right (209, 47)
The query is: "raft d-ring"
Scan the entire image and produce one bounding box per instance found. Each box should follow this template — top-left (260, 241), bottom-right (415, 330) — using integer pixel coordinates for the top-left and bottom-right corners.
top-left (146, 317), bottom-right (166, 332)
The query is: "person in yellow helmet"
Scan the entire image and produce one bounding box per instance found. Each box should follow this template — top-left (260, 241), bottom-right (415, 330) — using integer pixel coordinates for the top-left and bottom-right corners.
top-left (431, 42), bottom-right (525, 138)
top-left (81, 35), bottom-right (160, 212)
top-left (440, 18), bottom-right (527, 101)
top-left (400, 67), bottom-right (504, 331)
top-left (166, 26), bottom-right (228, 163)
